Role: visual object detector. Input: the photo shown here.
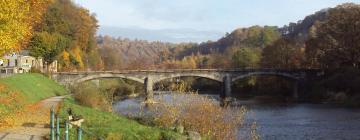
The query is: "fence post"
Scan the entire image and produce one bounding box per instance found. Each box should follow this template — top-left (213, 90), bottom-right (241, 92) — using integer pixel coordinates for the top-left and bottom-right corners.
top-left (65, 121), bottom-right (69, 140)
top-left (50, 107), bottom-right (55, 140)
top-left (77, 127), bottom-right (82, 140)
top-left (56, 115), bottom-right (60, 140)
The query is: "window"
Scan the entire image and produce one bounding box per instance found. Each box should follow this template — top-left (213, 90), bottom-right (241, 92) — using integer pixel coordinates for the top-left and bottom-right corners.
top-left (15, 59), bottom-right (18, 66)
top-left (26, 59), bottom-right (28, 63)
top-left (7, 59), bottom-right (10, 66)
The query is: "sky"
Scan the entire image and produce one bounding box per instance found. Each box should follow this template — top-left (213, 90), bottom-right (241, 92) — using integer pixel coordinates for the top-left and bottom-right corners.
top-left (73, 0), bottom-right (360, 42)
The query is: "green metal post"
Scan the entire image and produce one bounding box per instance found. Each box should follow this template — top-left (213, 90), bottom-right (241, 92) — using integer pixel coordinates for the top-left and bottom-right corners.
top-left (65, 121), bottom-right (69, 140)
top-left (56, 115), bottom-right (60, 140)
top-left (77, 127), bottom-right (82, 140)
top-left (50, 107), bottom-right (55, 140)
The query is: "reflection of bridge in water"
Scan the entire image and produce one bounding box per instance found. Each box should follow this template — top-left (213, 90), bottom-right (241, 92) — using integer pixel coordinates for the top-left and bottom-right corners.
top-left (51, 69), bottom-right (322, 102)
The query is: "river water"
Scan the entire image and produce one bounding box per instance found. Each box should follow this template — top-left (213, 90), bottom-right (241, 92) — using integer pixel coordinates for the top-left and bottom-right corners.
top-left (113, 94), bottom-right (360, 140)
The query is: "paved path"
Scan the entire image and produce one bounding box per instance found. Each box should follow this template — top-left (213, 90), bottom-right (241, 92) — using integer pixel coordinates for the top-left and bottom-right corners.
top-left (0, 96), bottom-right (66, 140)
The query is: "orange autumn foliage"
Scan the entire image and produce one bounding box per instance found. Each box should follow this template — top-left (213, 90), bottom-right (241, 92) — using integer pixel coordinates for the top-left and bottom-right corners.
top-left (0, 84), bottom-right (49, 130)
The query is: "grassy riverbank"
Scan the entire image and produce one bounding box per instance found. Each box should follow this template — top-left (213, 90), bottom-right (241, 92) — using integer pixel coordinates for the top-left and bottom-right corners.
top-left (0, 74), bottom-right (181, 139)
top-left (59, 97), bottom-right (182, 140)
top-left (0, 73), bottom-right (67, 103)
top-left (0, 73), bottom-right (68, 129)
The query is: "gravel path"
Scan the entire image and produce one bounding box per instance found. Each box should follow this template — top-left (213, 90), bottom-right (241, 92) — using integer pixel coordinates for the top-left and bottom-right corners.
top-left (0, 96), bottom-right (66, 140)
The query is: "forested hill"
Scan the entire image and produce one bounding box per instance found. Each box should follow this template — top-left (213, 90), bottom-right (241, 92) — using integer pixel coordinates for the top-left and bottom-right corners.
top-left (279, 9), bottom-right (328, 42)
top-left (97, 36), bottom-right (174, 69)
top-left (96, 6), bottom-right (329, 70)
top-left (196, 8), bottom-right (328, 54)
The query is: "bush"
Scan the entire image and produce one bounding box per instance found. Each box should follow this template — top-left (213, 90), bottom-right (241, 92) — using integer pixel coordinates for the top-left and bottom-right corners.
top-left (151, 94), bottom-right (246, 140)
top-left (72, 82), bottom-right (112, 112)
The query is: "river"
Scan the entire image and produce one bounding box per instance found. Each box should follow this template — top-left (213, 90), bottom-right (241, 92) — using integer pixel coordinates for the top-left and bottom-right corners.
top-left (113, 93), bottom-right (360, 140)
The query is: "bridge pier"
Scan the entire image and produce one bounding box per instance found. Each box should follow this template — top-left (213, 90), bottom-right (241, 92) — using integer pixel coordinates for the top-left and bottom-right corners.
top-left (144, 77), bottom-right (154, 102)
top-left (293, 81), bottom-right (299, 99)
top-left (221, 74), bottom-right (232, 107)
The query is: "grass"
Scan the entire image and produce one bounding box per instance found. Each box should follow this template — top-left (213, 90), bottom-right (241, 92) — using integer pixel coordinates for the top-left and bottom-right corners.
top-left (59, 97), bottom-right (182, 140)
top-left (0, 73), bottom-right (68, 129)
top-left (0, 73), bottom-right (67, 103)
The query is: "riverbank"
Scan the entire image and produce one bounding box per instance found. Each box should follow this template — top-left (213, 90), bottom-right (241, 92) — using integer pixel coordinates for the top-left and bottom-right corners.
top-left (58, 97), bottom-right (182, 139)
top-left (0, 74), bottom-right (183, 139)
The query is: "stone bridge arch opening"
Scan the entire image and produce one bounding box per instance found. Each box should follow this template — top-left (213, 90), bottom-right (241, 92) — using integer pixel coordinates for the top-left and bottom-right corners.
top-left (74, 75), bottom-right (144, 85)
top-left (153, 76), bottom-right (223, 95)
top-left (231, 72), bottom-right (301, 99)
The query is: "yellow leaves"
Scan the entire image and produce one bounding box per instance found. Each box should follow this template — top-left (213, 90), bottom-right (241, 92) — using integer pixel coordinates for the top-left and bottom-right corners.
top-left (0, 0), bottom-right (52, 56)
top-left (62, 50), bottom-right (70, 62)
top-left (0, 84), bottom-right (49, 130)
top-left (72, 46), bottom-right (84, 69)
top-left (0, 84), bottom-right (27, 130)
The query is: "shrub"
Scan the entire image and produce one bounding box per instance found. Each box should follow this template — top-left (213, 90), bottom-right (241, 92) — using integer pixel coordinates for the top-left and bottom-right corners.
top-left (151, 94), bottom-right (246, 140)
top-left (72, 83), bottom-right (112, 112)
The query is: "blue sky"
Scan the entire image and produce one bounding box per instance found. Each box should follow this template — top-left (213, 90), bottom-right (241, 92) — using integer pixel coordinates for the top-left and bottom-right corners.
top-left (73, 0), bottom-right (360, 42)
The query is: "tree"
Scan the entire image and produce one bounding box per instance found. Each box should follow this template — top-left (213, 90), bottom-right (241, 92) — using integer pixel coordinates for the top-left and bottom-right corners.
top-left (231, 47), bottom-right (261, 68)
top-left (261, 38), bottom-right (304, 68)
top-left (30, 0), bottom-right (101, 71)
top-left (29, 32), bottom-right (71, 64)
top-left (99, 46), bottom-right (123, 70)
top-left (305, 3), bottom-right (360, 69)
top-left (0, 0), bottom-right (51, 56)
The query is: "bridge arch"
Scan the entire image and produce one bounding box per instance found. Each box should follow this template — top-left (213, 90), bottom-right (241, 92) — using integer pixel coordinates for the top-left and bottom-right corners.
top-left (231, 72), bottom-right (300, 82)
top-left (73, 74), bottom-right (144, 84)
top-left (231, 72), bottom-right (301, 99)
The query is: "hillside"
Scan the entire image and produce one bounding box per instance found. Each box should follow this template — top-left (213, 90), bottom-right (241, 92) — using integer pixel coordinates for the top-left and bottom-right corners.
top-left (97, 36), bottom-right (174, 69)
top-left (279, 9), bottom-right (328, 42)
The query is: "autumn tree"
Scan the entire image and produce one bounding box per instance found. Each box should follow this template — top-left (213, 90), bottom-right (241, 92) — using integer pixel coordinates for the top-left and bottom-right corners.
top-left (0, 0), bottom-right (51, 56)
top-left (231, 47), bottom-right (261, 68)
top-left (30, 0), bottom-right (102, 71)
top-left (305, 3), bottom-right (360, 69)
top-left (261, 38), bottom-right (304, 68)
top-left (29, 32), bottom-right (71, 63)
top-left (99, 46), bottom-right (123, 70)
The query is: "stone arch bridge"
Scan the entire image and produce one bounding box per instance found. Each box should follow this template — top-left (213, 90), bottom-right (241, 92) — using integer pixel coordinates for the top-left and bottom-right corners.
top-left (50, 69), bottom-right (322, 102)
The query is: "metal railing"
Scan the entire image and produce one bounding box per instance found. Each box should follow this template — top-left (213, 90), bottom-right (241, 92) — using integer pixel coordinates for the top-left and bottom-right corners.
top-left (49, 108), bottom-right (103, 140)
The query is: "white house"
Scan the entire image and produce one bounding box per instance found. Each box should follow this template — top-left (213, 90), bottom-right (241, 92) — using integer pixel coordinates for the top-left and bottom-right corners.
top-left (0, 50), bottom-right (57, 74)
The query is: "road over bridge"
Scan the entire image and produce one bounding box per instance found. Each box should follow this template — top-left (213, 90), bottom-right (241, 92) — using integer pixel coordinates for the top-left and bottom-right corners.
top-left (50, 69), bottom-right (322, 102)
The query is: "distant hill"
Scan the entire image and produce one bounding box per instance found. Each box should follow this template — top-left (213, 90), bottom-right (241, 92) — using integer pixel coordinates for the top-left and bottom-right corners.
top-left (98, 26), bottom-right (224, 43)
top-left (96, 6), bottom-right (333, 68)
top-left (97, 36), bottom-right (174, 65)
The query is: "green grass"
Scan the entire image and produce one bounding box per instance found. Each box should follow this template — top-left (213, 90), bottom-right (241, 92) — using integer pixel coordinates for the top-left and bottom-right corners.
top-left (59, 97), bottom-right (182, 140)
top-left (0, 73), bottom-right (181, 139)
top-left (0, 73), bottom-right (67, 103)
